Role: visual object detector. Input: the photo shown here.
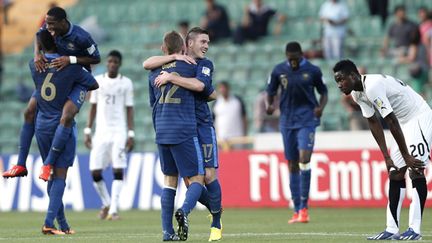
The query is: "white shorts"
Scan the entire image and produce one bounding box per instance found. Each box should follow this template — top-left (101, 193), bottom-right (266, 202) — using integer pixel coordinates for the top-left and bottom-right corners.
top-left (390, 110), bottom-right (432, 169)
top-left (89, 131), bottom-right (127, 171)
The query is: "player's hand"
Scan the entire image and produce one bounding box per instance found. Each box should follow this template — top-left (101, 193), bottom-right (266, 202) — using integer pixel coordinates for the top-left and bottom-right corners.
top-left (126, 138), bottom-right (134, 152)
top-left (266, 104), bottom-right (275, 115)
top-left (52, 56), bottom-right (71, 71)
top-left (34, 53), bottom-right (48, 72)
top-left (155, 71), bottom-right (171, 88)
top-left (403, 154), bottom-right (425, 170)
top-left (84, 135), bottom-right (92, 149)
top-left (384, 157), bottom-right (398, 172)
top-left (314, 107), bottom-right (323, 118)
top-left (174, 54), bottom-right (196, 65)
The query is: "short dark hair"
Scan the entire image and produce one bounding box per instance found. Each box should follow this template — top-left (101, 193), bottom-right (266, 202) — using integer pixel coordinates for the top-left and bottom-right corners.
top-left (186, 27), bottom-right (209, 44)
top-left (285, 41), bottom-right (302, 53)
top-left (333, 59), bottom-right (359, 76)
top-left (38, 29), bottom-right (56, 52)
top-left (178, 20), bottom-right (189, 28)
top-left (47, 6), bottom-right (67, 21)
top-left (108, 50), bottom-right (122, 62)
top-left (164, 31), bottom-right (184, 55)
top-left (218, 81), bottom-right (230, 88)
top-left (393, 5), bottom-right (405, 14)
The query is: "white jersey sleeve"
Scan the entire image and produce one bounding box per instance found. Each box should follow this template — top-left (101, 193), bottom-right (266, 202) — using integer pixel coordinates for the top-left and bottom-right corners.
top-left (89, 75), bottom-right (102, 104)
top-left (124, 77), bottom-right (134, 107)
top-left (364, 79), bottom-right (393, 118)
top-left (351, 91), bottom-right (375, 118)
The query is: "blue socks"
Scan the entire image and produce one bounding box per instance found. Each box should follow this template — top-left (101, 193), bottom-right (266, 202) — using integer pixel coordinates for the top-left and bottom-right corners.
top-left (161, 188), bottom-right (176, 235)
top-left (44, 125), bottom-right (72, 166)
top-left (198, 186), bottom-right (211, 212)
top-left (181, 182), bottom-right (203, 215)
top-left (17, 122), bottom-right (34, 167)
top-left (206, 180), bottom-right (222, 229)
top-left (44, 178), bottom-right (66, 228)
top-left (300, 168), bottom-right (311, 210)
top-left (289, 172), bottom-right (300, 212)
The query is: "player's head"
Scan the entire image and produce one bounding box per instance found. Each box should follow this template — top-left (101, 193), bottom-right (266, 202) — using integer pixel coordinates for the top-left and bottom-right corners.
top-left (45, 6), bottom-right (69, 37)
top-left (333, 59), bottom-right (361, 95)
top-left (38, 29), bottom-right (57, 53)
top-left (107, 50), bottom-right (122, 76)
top-left (162, 31), bottom-right (184, 55)
top-left (285, 41), bottom-right (303, 71)
top-left (186, 27), bottom-right (209, 59)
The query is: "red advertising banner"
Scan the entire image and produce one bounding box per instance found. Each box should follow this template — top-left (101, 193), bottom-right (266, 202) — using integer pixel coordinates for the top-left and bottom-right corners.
top-left (218, 150), bottom-right (432, 208)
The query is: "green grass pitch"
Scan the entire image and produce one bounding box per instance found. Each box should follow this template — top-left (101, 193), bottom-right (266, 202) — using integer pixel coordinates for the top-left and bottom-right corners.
top-left (1, 208), bottom-right (432, 242)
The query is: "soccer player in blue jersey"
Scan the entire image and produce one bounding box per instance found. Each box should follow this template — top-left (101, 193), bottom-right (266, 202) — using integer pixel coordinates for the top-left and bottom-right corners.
top-left (148, 30), bottom-right (206, 241)
top-left (2, 6), bottom-right (100, 179)
top-left (31, 29), bottom-right (98, 235)
top-left (266, 41), bottom-right (328, 224)
top-left (144, 27), bottom-right (223, 241)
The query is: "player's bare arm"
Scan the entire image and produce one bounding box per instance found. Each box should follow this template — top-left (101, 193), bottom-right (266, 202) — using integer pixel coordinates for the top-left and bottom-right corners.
top-left (155, 71), bottom-right (204, 92)
top-left (126, 106), bottom-right (135, 152)
top-left (367, 114), bottom-right (398, 171)
top-left (142, 54), bottom-right (196, 70)
top-left (265, 94), bottom-right (276, 115)
top-left (314, 93), bottom-right (328, 118)
top-left (84, 101), bottom-right (97, 149)
top-left (34, 38), bottom-right (48, 72)
top-left (207, 91), bottom-right (217, 101)
top-left (383, 113), bottom-right (425, 169)
top-left (52, 55), bottom-right (101, 71)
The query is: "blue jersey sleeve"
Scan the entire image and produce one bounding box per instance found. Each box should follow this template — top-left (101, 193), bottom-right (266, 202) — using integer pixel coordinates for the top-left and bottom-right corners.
top-left (75, 66), bottom-right (97, 89)
top-left (74, 26), bottom-right (100, 59)
top-left (196, 59), bottom-right (214, 97)
top-left (312, 68), bottom-right (328, 95)
top-left (266, 66), bottom-right (280, 96)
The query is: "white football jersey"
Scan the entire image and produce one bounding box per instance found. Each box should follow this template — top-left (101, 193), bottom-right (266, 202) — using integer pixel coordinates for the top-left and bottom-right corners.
top-left (351, 74), bottom-right (429, 124)
top-left (90, 73), bottom-right (134, 133)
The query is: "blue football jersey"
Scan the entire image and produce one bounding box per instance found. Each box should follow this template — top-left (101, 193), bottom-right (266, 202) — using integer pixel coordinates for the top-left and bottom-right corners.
top-left (151, 61), bottom-right (198, 144)
top-left (267, 59), bottom-right (328, 129)
top-left (29, 54), bottom-right (97, 132)
top-left (38, 21), bottom-right (100, 71)
top-left (194, 58), bottom-right (215, 126)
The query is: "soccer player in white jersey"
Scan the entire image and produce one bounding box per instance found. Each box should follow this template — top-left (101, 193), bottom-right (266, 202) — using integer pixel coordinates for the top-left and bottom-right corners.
top-left (84, 50), bottom-right (135, 220)
top-left (334, 60), bottom-right (429, 241)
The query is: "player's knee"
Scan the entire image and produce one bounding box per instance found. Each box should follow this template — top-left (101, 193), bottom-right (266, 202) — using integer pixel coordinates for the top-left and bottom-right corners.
top-left (92, 170), bottom-right (103, 182)
top-left (389, 169), bottom-right (405, 181)
top-left (113, 170), bottom-right (124, 180)
top-left (204, 168), bottom-right (216, 184)
top-left (409, 168), bottom-right (425, 180)
top-left (288, 161), bottom-right (300, 173)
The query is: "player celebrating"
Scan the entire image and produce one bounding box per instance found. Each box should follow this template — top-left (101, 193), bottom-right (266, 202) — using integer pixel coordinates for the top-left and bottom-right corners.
top-left (144, 27), bottom-right (222, 241)
top-left (266, 41), bottom-right (328, 224)
top-left (334, 60), bottom-right (428, 240)
top-left (148, 30), bottom-right (205, 241)
top-left (31, 29), bottom-right (98, 235)
top-left (84, 50), bottom-right (134, 220)
top-left (2, 6), bottom-right (100, 179)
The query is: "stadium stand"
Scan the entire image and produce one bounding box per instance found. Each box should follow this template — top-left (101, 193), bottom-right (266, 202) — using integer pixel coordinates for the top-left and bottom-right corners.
top-left (1, 0), bottom-right (431, 153)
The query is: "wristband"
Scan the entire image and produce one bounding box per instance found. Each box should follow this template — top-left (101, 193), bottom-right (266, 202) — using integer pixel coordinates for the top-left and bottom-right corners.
top-left (69, 56), bottom-right (77, 64)
top-left (83, 127), bottom-right (92, 135)
top-left (128, 130), bottom-right (135, 138)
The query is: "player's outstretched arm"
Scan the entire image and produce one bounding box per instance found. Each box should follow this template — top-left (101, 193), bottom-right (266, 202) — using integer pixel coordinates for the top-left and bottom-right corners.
top-left (142, 54), bottom-right (196, 70)
top-left (51, 55), bottom-right (100, 71)
top-left (155, 71), bottom-right (204, 92)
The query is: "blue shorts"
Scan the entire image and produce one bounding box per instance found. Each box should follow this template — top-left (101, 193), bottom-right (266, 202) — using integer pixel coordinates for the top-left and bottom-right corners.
top-left (281, 126), bottom-right (316, 161)
top-left (197, 125), bottom-right (218, 168)
top-left (157, 136), bottom-right (204, 178)
top-left (35, 125), bottom-right (77, 168)
top-left (67, 84), bottom-right (88, 110)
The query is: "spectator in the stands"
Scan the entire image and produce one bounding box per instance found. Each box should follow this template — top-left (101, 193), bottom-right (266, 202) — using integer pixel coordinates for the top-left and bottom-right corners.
top-left (381, 5), bottom-right (418, 59)
top-left (418, 6), bottom-right (432, 49)
top-left (213, 81), bottom-right (248, 148)
top-left (319, 0), bottom-right (350, 60)
top-left (367, 0), bottom-right (388, 28)
top-left (254, 89), bottom-right (279, 133)
top-left (233, 0), bottom-right (285, 45)
top-left (2, 0), bottom-right (14, 25)
top-left (201, 0), bottom-right (231, 42)
top-left (178, 20), bottom-right (190, 40)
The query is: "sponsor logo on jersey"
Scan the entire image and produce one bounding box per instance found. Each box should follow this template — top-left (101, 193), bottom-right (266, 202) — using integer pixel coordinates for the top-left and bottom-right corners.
top-left (302, 73), bottom-right (310, 80)
top-left (202, 66), bottom-right (211, 76)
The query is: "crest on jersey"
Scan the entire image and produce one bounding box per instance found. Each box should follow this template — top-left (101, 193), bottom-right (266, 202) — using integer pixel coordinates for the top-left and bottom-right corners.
top-left (373, 97), bottom-right (387, 110)
top-left (302, 73), bottom-right (310, 80)
top-left (202, 66), bottom-right (211, 76)
top-left (67, 42), bottom-right (76, 51)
